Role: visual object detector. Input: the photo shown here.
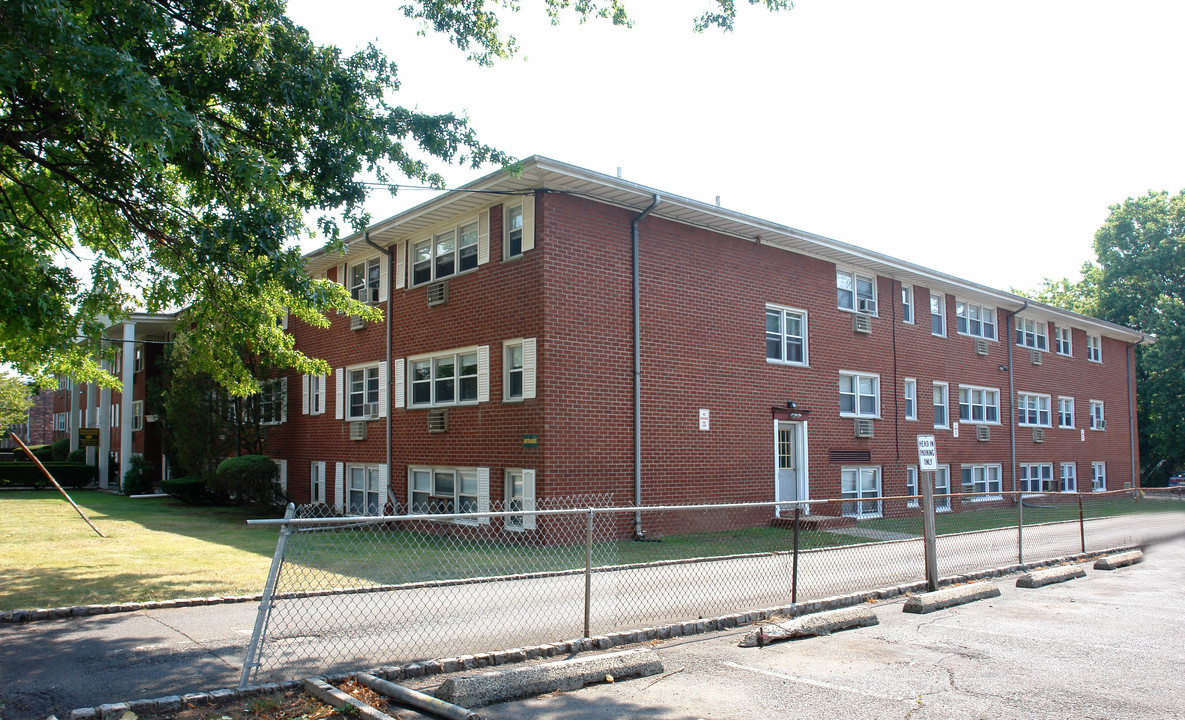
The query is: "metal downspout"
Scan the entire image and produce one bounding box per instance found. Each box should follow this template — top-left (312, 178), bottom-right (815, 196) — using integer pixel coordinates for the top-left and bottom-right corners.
top-left (632, 194), bottom-right (660, 539)
top-left (1126, 341), bottom-right (1139, 490)
top-left (1004, 300), bottom-right (1029, 493)
top-left (363, 233), bottom-right (394, 511)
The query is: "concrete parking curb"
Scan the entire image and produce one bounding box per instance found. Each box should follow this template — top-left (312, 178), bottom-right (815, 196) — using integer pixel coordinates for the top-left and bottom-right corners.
top-left (902, 581), bottom-right (1001, 614)
top-left (738, 606), bottom-right (878, 647)
top-left (435, 648), bottom-right (664, 708)
top-left (1094, 549), bottom-right (1143, 570)
top-left (1016, 564), bottom-right (1086, 588)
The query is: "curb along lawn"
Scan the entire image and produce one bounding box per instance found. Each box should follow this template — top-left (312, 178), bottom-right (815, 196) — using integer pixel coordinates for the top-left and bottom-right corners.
top-left (0, 490), bottom-right (281, 612)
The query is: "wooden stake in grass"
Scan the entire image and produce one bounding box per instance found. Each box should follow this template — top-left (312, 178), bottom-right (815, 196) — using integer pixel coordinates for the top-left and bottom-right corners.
top-left (10, 432), bottom-right (105, 538)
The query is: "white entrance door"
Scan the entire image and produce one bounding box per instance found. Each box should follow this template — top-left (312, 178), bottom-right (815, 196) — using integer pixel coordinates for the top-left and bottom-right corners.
top-left (776, 421), bottom-right (807, 513)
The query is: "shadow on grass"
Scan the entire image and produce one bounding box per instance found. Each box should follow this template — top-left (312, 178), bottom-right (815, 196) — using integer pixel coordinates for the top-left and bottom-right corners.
top-left (3, 565), bottom-right (255, 610)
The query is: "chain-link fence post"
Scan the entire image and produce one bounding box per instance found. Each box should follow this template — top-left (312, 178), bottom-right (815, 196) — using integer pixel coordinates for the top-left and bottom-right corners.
top-left (239, 502), bottom-right (295, 689)
top-left (1017, 494), bottom-right (1025, 564)
top-left (791, 506), bottom-right (800, 605)
top-left (583, 508), bottom-right (594, 639)
top-left (1078, 493), bottom-right (1086, 553)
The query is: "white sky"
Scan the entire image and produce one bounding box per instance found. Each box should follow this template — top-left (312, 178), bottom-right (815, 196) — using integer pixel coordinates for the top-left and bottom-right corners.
top-left (285, 0), bottom-right (1185, 293)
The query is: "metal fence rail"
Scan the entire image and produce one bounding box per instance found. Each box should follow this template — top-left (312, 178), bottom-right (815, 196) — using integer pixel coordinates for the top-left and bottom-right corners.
top-left (240, 489), bottom-right (1185, 686)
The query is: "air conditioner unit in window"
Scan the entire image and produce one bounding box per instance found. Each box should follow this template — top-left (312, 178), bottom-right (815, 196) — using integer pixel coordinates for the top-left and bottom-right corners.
top-left (349, 421), bottom-right (367, 441)
top-left (1033, 427), bottom-right (1045, 443)
top-left (1097, 420), bottom-right (1106, 430)
top-left (350, 315), bottom-right (367, 331)
top-left (857, 298), bottom-right (877, 315)
top-left (426, 280), bottom-right (449, 306)
top-left (974, 338), bottom-right (989, 356)
top-left (363, 402), bottom-right (379, 419)
top-left (853, 418), bottom-right (874, 438)
top-left (1030, 349), bottom-right (1042, 366)
top-left (427, 409), bottom-right (449, 433)
top-left (976, 425), bottom-right (991, 442)
top-left (852, 314), bottom-right (872, 335)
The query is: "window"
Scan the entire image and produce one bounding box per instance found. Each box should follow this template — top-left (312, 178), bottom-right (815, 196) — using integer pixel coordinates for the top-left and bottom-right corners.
top-left (350, 257), bottom-right (382, 303)
top-left (765, 305), bottom-right (808, 366)
top-left (310, 461), bottom-right (326, 504)
top-left (505, 204), bottom-right (525, 257)
top-left (1091, 462), bottom-right (1106, 492)
top-left (1087, 334), bottom-right (1102, 363)
top-left (1015, 317), bottom-right (1048, 351)
top-left (411, 351), bottom-right (478, 407)
top-left (57, 375), bottom-right (69, 391)
top-left (409, 467), bottom-right (488, 524)
top-left (1089, 400), bottom-right (1105, 430)
top-left (134, 344), bottom-right (144, 373)
top-left (347, 464), bottom-right (384, 515)
top-left (412, 220), bottom-right (479, 285)
top-left (961, 464), bottom-right (1002, 497)
top-left (933, 382), bottom-right (949, 429)
top-left (907, 466), bottom-right (950, 510)
top-left (53, 412), bottom-right (67, 432)
top-left (1017, 392), bottom-right (1051, 427)
top-left (1058, 397), bottom-right (1075, 428)
top-left (503, 338), bottom-right (537, 401)
top-left (956, 300), bottom-right (997, 340)
top-left (110, 405), bottom-right (120, 428)
top-left (1019, 463), bottom-right (1054, 493)
top-left (901, 285), bottom-right (914, 324)
top-left (132, 400), bottom-right (144, 432)
top-left (903, 379), bottom-right (917, 420)
top-left (348, 366), bottom-right (381, 419)
top-left (837, 269), bottom-right (876, 314)
top-left (841, 466), bottom-right (881, 518)
top-left (258, 378), bottom-right (287, 425)
top-left (303, 374), bottom-right (326, 416)
top-left (1055, 327), bottom-right (1072, 356)
top-left (1060, 463), bottom-right (1077, 493)
top-left (839, 372), bottom-right (879, 418)
top-left (958, 385), bottom-right (999, 423)
top-left (505, 468), bottom-right (537, 530)
top-left (930, 292), bottom-right (946, 336)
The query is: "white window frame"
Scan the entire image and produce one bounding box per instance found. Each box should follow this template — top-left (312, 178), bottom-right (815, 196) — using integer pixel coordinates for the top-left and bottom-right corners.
top-left (1058, 396), bottom-right (1075, 428)
top-left (1060, 462), bottom-right (1077, 493)
top-left (1055, 327), bottom-right (1072, 356)
top-left (1087, 333), bottom-right (1102, 363)
top-left (303, 373), bottom-right (327, 416)
top-left (838, 371), bottom-right (880, 419)
top-left (346, 463), bottom-right (385, 516)
top-left (903, 378), bottom-right (917, 421)
top-left (840, 466), bottom-right (882, 519)
top-left (411, 218), bottom-right (481, 286)
top-left (258, 378), bottom-right (288, 426)
top-left (765, 304), bottom-right (809, 367)
top-left (110, 405), bottom-right (120, 428)
top-left (907, 465), bottom-right (950, 510)
top-left (933, 382), bottom-right (949, 429)
top-left (836, 268), bottom-right (877, 315)
top-left (310, 461), bottom-right (326, 505)
top-left (134, 344), bottom-right (144, 373)
top-left (1015, 317), bottom-right (1049, 351)
top-left (1091, 462), bottom-right (1106, 492)
top-left (504, 468), bottom-right (537, 531)
top-left (349, 256), bottom-right (383, 304)
top-left (346, 364), bottom-right (382, 420)
top-left (504, 203), bottom-right (525, 258)
top-left (1018, 462), bottom-right (1054, 494)
top-left (408, 466), bottom-right (489, 525)
top-left (955, 300), bottom-right (997, 340)
top-left (409, 346), bottom-right (486, 408)
top-left (1089, 400), bottom-right (1105, 430)
top-left (503, 338), bottom-right (537, 401)
top-left (1017, 392), bottom-right (1052, 427)
top-left (901, 285), bottom-right (914, 324)
top-left (958, 385), bottom-right (1000, 424)
top-left (132, 400), bottom-right (144, 432)
top-left (960, 463), bottom-right (1003, 499)
top-left (54, 412), bottom-right (67, 432)
top-left (929, 292), bottom-right (946, 337)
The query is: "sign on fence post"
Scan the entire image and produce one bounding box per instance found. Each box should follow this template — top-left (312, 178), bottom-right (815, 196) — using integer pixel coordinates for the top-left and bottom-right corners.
top-left (917, 435), bottom-right (939, 592)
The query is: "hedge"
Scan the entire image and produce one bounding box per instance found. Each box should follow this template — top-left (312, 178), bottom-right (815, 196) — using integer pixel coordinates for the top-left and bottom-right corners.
top-left (161, 476), bottom-right (207, 503)
top-left (0, 462), bottom-right (97, 489)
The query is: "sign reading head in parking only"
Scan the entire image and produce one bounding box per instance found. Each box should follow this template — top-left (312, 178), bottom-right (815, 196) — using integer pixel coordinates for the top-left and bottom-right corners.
top-left (917, 434), bottom-right (938, 471)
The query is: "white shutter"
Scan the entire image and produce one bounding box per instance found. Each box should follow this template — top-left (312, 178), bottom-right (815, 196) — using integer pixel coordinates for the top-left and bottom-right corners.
top-left (521, 194), bottom-right (535, 252)
top-left (334, 462), bottom-right (344, 513)
top-left (393, 358), bottom-right (405, 409)
top-left (280, 377), bottom-right (288, 423)
top-left (522, 337), bottom-right (537, 400)
top-left (335, 368), bottom-right (344, 420)
top-left (280, 309), bottom-right (289, 330)
top-left (477, 467), bottom-right (490, 525)
top-left (379, 464), bottom-right (389, 514)
top-left (477, 345), bottom-right (490, 402)
top-left (394, 241), bottom-right (406, 290)
top-left (302, 375), bottom-right (310, 415)
top-left (378, 361), bottom-right (389, 418)
top-left (276, 459), bottom-right (288, 493)
top-left (339, 263), bottom-right (347, 287)
top-left (477, 210), bottom-right (490, 265)
top-left (522, 469), bottom-right (536, 530)
top-left (318, 374), bottom-right (327, 415)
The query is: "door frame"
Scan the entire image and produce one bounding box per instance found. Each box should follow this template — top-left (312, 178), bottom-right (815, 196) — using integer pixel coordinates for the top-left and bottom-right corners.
top-left (773, 419), bottom-right (809, 516)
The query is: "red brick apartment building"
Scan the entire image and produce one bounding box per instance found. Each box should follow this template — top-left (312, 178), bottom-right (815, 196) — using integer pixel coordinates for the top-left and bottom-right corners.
top-left (58, 157), bottom-right (1151, 528)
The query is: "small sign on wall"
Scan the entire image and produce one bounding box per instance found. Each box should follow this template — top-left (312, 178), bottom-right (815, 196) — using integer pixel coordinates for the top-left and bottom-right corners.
top-left (78, 428), bottom-right (99, 447)
top-left (698, 409), bottom-right (710, 431)
top-left (952, 422), bottom-right (959, 438)
top-left (523, 434), bottom-right (538, 449)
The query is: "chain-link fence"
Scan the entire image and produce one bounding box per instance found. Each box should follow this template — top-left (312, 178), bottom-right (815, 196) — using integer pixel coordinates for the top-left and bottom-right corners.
top-left (241, 489), bottom-right (1185, 686)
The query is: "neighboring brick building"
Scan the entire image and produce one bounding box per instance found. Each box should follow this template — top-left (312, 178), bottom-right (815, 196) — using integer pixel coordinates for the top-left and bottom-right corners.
top-left (65, 157), bottom-right (1151, 526)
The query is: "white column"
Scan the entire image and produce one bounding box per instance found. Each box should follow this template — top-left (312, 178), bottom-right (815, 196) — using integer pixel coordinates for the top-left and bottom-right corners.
top-left (86, 379), bottom-right (98, 465)
top-left (98, 353), bottom-right (112, 489)
top-left (68, 380), bottom-right (80, 452)
top-left (119, 322), bottom-right (136, 490)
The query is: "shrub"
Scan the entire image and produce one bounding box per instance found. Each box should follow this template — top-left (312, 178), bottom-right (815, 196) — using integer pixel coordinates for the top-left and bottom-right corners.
top-left (214, 455), bottom-right (280, 506)
top-left (122, 455), bottom-right (155, 495)
top-left (51, 438), bottom-right (69, 461)
top-left (18, 444), bottom-right (52, 462)
top-left (160, 476), bottom-right (208, 503)
top-left (0, 463), bottom-right (97, 489)
top-left (67, 448), bottom-right (86, 463)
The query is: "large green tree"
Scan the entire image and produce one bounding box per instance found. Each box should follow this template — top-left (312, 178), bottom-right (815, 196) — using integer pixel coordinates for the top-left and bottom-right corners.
top-left (1, 0), bottom-right (788, 395)
top-left (0, 373), bottom-right (34, 433)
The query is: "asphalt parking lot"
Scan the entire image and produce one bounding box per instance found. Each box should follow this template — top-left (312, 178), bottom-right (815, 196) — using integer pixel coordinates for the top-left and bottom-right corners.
top-left (476, 535), bottom-right (1185, 720)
